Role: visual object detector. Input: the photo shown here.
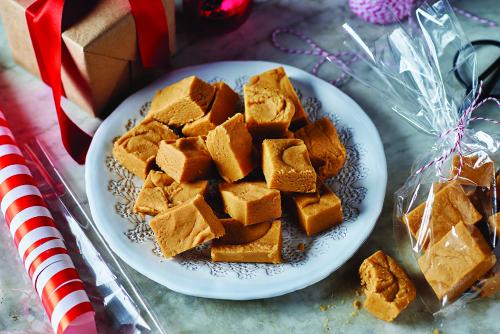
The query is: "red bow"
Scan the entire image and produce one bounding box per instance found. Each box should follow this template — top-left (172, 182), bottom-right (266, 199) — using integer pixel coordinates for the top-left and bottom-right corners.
top-left (25, 0), bottom-right (170, 164)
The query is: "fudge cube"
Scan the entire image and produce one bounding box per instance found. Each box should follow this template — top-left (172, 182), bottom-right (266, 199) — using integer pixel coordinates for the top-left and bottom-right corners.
top-left (206, 113), bottom-right (254, 182)
top-left (247, 67), bottom-right (308, 129)
top-left (217, 218), bottom-right (272, 244)
top-left (156, 137), bottom-right (214, 183)
top-left (150, 195), bottom-right (225, 258)
top-left (418, 222), bottom-right (496, 301)
top-left (359, 251), bottom-right (416, 322)
top-left (211, 220), bottom-right (282, 263)
top-left (294, 117), bottom-right (347, 178)
top-left (112, 118), bottom-right (178, 179)
top-left (244, 85), bottom-right (295, 139)
top-left (182, 82), bottom-right (239, 137)
top-left (219, 182), bottom-right (281, 226)
top-left (403, 182), bottom-right (482, 248)
top-left (148, 76), bottom-right (215, 127)
top-left (480, 264), bottom-right (499, 298)
top-left (450, 153), bottom-right (495, 188)
top-left (292, 182), bottom-right (342, 236)
top-left (134, 171), bottom-right (208, 215)
top-left (262, 139), bottom-right (316, 193)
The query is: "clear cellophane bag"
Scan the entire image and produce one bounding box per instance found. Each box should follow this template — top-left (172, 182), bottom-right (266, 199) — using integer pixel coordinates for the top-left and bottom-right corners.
top-left (337, 0), bottom-right (499, 313)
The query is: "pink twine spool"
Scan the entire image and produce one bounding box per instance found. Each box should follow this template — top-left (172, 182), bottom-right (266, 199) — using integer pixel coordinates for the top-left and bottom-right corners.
top-left (349, 0), bottom-right (413, 25)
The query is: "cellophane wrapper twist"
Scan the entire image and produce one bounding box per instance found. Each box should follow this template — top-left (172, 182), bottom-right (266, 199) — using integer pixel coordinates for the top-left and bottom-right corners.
top-left (339, 0), bottom-right (499, 313)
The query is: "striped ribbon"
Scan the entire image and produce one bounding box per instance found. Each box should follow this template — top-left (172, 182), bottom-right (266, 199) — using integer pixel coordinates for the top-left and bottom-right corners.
top-left (0, 111), bottom-right (95, 334)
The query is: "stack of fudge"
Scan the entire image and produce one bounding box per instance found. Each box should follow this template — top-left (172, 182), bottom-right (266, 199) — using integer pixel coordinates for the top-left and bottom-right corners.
top-left (403, 153), bottom-right (499, 302)
top-left (112, 67), bottom-right (347, 264)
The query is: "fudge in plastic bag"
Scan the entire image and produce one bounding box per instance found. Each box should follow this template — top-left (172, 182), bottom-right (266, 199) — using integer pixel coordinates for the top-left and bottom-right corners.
top-left (337, 0), bottom-right (499, 312)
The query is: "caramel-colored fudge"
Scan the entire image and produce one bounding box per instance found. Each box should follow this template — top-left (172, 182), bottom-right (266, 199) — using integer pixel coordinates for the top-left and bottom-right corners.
top-left (217, 218), bottom-right (272, 244)
top-left (244, 85), bottom-right (295, 139)
top-left (182, 82), bottom-right (239, 137)
top-left (480, 264), bottom-right (500, 298)
top-left (206, 113), bottom-right (254, 182)
top-left (147, 76), bottom-right (216, 127)
top-left (211, 220), bottom-right (282, 263)
top-left (294, 117), bottom-right (347, 179)
top-left (134, 171), bottom-right (208, 215)
top-left (247, 67), bottom-right (308, 129)
top-left (403, 182), bottom-right (482, 248)
top-left (359, 250), bottom-right (416, 322)
top-left (450, 153), bottom-right (495, 188)
top-left (262, 139), bottom-right (316, 193)
top-left (418, 222), bottom-right (496, 301)
top-left (488, 212), bottom-right (500, 236)
top-left (150, 195), bottom-right (225, 258)
top-left (112, 119), bottom-right (178, 179)
top-left (156, 137), bottom-right (214, 183)
top-left (219, 182), bottom-right (281, 226)
top-left (292, 182), bottom-right (342, 236)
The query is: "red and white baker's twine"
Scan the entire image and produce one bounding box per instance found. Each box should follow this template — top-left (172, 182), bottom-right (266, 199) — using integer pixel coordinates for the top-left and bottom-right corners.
top-left (0, 112), bottom-right (94, 334)
top-left (415, 83), bottom-right (500, 178)
top-left (349, 0), bottom-right (497, 27)
top-left (451, 6), bottom-right (497, 27)
top-left (271, 28), bottom-right (358, 87)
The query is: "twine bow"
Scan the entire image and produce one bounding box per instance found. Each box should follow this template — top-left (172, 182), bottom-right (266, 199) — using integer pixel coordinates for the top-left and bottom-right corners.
top-left (415, 82), bottom-right (500, 179)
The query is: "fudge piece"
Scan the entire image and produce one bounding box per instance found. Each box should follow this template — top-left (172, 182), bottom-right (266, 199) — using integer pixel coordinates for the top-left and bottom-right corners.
top-left (182, 82), bottom-right (239, 137)
top-left (147, 76), bottom-right (215, 127)
top-left (219, 182), bottom-right (281, 225)
top-left (403, 182), bottom-right (482, 248)
top-left (417, 222), bottom-right (496, 301)
top-left (247, 67), bottom-right (308, 129)
top-left (156, 137), bottom-right (214, 183)
top-left (150, 195), bottom-right (225, 258)
top-left (359, 251), bottom-right (416, 322)
top-left (497, 173), bottom-right (500, 202)
top-left (262, 139), bottom-right (316, 193)
top-left (211, 220), bottom-right (282, 263)
top-left (488, 212), bottom-right (500, 236)
top-left (217, 218), bottom-right (272, 244)
top-left (134, 171), bottom-right (208, 215)
top-left (294, 117), bottom-right (347, 179)
top-left (480, 264), bottom-right (499, 298)
top-left (292, 182), bottom-right (342, 236)
top-left (243, 85), bottom-right (295, 139)
top-left (450, 153), bottom-right (495, 188)
top-left (206, 113), bottom-right (254, 182)
top-left (112, 118), bottom-right (178, 179)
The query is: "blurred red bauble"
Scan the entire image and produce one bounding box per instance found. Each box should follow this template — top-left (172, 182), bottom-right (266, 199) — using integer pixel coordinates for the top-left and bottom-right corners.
top-left (183, 0), bottom-right (252, 33)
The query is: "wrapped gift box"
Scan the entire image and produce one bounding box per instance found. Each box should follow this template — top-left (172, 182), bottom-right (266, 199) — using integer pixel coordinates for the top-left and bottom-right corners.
top-left (0, 0), bottom-right (176, 117)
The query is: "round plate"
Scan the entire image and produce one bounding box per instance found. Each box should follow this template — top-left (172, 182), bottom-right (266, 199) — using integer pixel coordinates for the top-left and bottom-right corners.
top-left (86, 61), bottom-right (387, 300)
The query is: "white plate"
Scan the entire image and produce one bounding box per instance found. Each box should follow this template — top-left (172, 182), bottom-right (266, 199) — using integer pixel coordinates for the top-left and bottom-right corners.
top-left (86, 61), bottom-right (387, 300)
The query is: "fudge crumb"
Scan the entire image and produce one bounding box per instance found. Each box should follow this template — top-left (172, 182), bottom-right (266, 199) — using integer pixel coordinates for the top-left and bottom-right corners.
top-left (353, 299), bottom-right (361, 310)
top-left (323, 317), bottom-right (331, 332)
top-left (297, 243), bottom-right (305, 251)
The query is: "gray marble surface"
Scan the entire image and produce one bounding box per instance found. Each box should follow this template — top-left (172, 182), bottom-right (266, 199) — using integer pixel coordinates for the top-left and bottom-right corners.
top-left (0, 0), bottom-right (499, 333)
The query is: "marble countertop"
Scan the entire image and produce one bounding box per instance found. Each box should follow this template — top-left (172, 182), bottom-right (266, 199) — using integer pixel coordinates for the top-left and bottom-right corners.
top-left (0, 0), bottom-right (498, 333)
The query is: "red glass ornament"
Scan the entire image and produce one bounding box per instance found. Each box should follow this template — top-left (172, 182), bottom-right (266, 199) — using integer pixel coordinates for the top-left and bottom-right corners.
top-left (183, 0), bottom-right (252, 33)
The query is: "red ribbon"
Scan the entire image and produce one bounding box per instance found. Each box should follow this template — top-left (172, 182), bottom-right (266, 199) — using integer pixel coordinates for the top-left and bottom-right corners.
top-left (25, 0), bottom-right (171, 164)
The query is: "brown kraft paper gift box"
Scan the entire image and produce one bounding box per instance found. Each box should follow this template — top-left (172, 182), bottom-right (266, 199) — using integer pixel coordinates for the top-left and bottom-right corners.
top-left (0, 0), bottom-right (176, 117)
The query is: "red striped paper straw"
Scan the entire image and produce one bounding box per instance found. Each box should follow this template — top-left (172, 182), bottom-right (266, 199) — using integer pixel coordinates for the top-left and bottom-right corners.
top-left (0, 111), bottom-right (95, 334)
